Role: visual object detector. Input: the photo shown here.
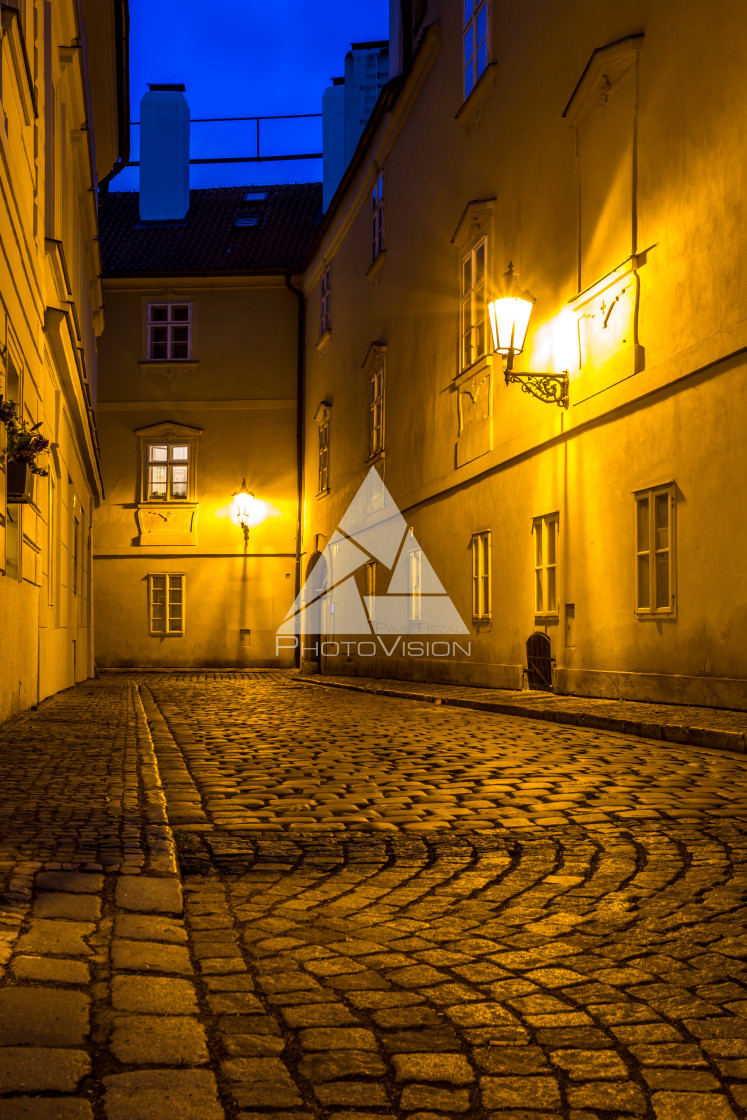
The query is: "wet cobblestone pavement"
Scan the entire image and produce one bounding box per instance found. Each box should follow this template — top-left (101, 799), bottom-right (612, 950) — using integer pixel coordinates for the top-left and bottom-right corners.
top-left (0, 671), bottom-right (746, 1118)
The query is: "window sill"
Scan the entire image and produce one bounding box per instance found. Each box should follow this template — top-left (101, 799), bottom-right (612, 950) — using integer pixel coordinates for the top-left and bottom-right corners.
top-left (316, 329), bottom-right (331, 357)
top-left (534, 613), bottom-right (559, 625)
top-left (139, 360), bottom-right (199, 378)
top-left (456, 62), bottom-right (497, 134)
top-left (635, 610), bottom-right (677, 621)
top-left (366, 250), bottom-right (386, 286)
top-left (365, 449), bottom-right (385, 466)
top-left (316, 488), bottom-right (330, 500)
top-left (454, 352), bottom-right (493, 389)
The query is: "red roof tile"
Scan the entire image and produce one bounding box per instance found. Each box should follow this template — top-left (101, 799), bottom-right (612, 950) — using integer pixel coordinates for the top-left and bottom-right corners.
top-left (99, 183), bottom-right (322, 276)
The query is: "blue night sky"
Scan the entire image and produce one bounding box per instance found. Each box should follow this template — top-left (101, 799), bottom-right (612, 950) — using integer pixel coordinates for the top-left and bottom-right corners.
top-left (112, 0), bottom-right (390, 192)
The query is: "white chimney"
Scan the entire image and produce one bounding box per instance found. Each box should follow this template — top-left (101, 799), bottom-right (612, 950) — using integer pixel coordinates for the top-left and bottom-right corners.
top-left (139, 84), bottom-right (190, 222)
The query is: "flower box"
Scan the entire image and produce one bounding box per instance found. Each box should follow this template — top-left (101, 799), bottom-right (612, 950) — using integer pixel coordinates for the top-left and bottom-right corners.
top-left (6, 460), bottom-right (34, 504)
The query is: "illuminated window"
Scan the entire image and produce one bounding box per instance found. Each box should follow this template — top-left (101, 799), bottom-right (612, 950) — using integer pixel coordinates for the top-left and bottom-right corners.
top-left (409, 547), bottom-right (422, 622)
top-left (318, 414), bottom-right (330, 494)
top-left (146, 442), bottom-right (190, 501)
top-left (149, 573), bottom-right (185, 635)
top-left (372, 173), bottom-right (384, 260)
top-left (635, 485), bottom-right (675, 616)
top-left (320, 264), bottom-right (331, 336)
top-left (366, 560), bottom-right (377, 622)
top-left (461, 237), bottom-right (487, 371)
top-left (137, 422), bottom-right (200, 506)
top-left (471, 531), bottom-right (491, 620)
top-left (463, 0), bottom-right (489, 100)
top-left (147, 303), bottom-right (191, 360)
top-left (369, 365), bottom-right (384, 458)
top-left (533, 513), bottom-right (558, 617)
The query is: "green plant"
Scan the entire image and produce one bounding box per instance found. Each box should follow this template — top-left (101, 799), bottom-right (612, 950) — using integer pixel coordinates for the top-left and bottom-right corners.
top-left (0, 397), bottom-right (50, 477)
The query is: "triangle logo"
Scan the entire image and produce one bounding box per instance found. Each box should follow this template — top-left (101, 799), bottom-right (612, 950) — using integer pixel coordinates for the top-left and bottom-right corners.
top-left (278, 468), bottom-right (469, 636)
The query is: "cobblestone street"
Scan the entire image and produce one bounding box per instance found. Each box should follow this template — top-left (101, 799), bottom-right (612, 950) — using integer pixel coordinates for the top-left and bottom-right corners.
top-left (0, 672), bottom-right (747, 1118)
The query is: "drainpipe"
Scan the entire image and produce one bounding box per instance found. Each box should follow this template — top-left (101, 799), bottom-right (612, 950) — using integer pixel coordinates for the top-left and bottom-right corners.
top-left (285, 273), bottom-right (305, 670)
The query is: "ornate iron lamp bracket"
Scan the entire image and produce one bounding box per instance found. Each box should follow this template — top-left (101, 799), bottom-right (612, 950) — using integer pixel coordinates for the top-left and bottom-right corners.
top-left (504, 369), bottom-right (570, 409)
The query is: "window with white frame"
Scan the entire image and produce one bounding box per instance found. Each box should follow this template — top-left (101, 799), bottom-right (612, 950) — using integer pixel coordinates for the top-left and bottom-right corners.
top-left (320, 265), bottom-right (331, 336)
top-left (149, 573), bottom-right (185, 635)
top-left (72, 513), bottom-right (79, 596)
top-left (461, 237), bottom-right (487, 371)
top-left (146, 442), bottom-right (190, 501)
top-left (409, 547), bottom-right (422, 622)
top-left (463, 0), bottom-right (489, 100)
top-left (369, 364), bottom-right (384, 458)
top-left (533, 513), bottom-right (558, 617)
top-left (147, 303), bottom-right (191, 361)
top-left (372, 173), bottom-right (384, 261)
top-left (635, 485), bottom-right (675, 615)
top-left (318, 414), bottom-right (330, 494)
top-left (366, 560), bottom-right (377, 622)
top-left (471, 531), bottom-right (491, 620)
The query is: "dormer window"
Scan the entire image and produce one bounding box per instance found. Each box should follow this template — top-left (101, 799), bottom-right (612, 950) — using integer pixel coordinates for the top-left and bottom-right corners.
top-left (234, 189), bottom-right (270, 228)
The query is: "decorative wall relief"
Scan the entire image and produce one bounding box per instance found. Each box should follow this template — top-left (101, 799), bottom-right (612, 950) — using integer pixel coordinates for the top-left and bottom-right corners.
top-left (455, 362), bottom-right (493, 468)
top-left (136, 504), bottom-right (198, 547)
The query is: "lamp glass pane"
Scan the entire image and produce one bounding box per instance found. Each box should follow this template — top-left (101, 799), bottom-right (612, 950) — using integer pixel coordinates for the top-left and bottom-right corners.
top-left (489, 296), bottom-right (532, 353)
top-left (235, 492), bottom-right (253, 520)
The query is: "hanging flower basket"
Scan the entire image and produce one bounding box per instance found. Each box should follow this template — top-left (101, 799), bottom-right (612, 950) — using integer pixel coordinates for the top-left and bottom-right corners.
top-left (6, 460), bottom-right (34, 504)
top-left (0, 397), bottom-right (49, 504)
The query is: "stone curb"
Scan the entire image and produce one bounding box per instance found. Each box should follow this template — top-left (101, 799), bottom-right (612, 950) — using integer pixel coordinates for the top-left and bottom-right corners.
top-left (296, 675), bottom-right (747, 755)
top-left (129, 682), bottom-right (181, 879)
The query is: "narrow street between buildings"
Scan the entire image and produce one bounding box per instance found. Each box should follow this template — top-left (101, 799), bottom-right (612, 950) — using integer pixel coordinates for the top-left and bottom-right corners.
top-left (0, 671), bottom-right (746, 1119)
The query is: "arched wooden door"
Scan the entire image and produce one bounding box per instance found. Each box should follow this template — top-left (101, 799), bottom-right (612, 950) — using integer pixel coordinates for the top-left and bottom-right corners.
top-left (526, 632), bottom-right (554, 691)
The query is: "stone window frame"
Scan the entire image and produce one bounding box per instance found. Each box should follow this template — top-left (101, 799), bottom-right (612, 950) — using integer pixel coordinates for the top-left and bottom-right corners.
top-left (314, 402), bottom-right (331, 497)
top-left (135, 422), bottom-right (202, 505)
top-left (634, 483), bottom-right (676, 618)
top-left (533, 512), bottom-right (559, 621)
top-left (471, 530), bottom-right (492, 621)
top-left (148, 572), bottom-right (185, 636)
top-left (463, 0), bottom-right (489, 102)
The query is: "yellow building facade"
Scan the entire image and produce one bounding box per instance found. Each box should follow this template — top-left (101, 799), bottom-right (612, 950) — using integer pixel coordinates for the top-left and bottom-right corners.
top-left (299, 0), bottom-right (747, 709)
top-left (0, 0), bottom-right (127, 721)
top-left (93, 182), bottom-right (320, 668)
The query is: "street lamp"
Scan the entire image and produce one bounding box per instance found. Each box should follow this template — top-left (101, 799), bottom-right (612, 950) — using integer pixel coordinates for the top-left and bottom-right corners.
top-left (488, 263), bottom-right (570, 409)
top-left (233, 480), bottom-right (254, 543)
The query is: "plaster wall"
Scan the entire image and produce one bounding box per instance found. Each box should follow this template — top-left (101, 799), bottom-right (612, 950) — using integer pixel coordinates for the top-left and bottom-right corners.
top-left (300, 0), bottom-right (747, 707)
top-left (94, 280), bottom-right (300, 667)
top-left (0, 0), bottom-right (111, 723)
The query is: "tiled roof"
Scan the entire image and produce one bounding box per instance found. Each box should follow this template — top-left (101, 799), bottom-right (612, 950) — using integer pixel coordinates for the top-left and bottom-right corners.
top-left (98, 183), bottom-right (323, 276)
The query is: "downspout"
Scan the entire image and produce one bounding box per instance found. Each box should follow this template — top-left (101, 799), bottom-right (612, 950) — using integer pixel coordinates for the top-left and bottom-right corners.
top-left (285, 273), bottom-right (305, 670)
